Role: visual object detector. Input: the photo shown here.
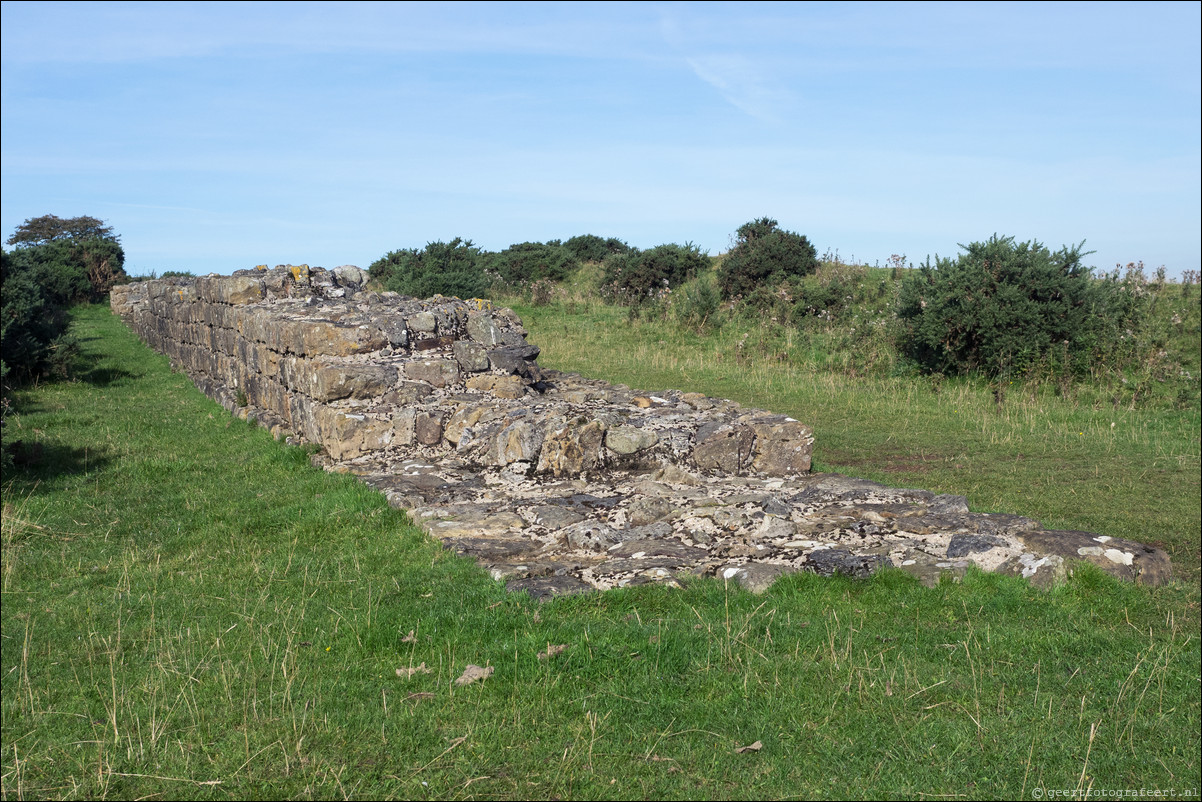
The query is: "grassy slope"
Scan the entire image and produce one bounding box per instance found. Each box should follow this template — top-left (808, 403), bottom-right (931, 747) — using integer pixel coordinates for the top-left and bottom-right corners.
top-left (0, 304), bottom-right (1198, 800)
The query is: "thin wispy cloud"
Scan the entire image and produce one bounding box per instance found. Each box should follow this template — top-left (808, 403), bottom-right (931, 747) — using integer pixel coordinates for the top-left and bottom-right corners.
top-left (683, 55), bottom-right (793, 123)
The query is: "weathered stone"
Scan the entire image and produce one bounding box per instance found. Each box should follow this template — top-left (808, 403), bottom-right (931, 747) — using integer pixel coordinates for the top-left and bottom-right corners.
top-left (1015, 530), bottom-right (1172, 586)
top-left (314, 410), bottom-right (393, 460)
top-left (609, 539), bottom-right (705, 560)
top-left (392, 408), bottom-right (416, 446)
top-left (405, 359), bottom-right (460, 388)
top-left (537, 417), bottom-right (606, 477)
top-left (488, 421), bottom-right (543, 466)
top-left (805, 549), bottom-right (887, 579)
top-left (453, 340), bottom-right (490, 372)
top-left (309, 363), bottom-right (398, 401)
top-left (605, 426), bottom-right (659, 455)
top-left (527, 505), bottom-right (586, 529)
top-left (506, 575), bottom-right (592, 601)
top-left (693, 423), bottom-right (755, 473)
top-left (719, 563), bottom-right (795, 594)
top-left (465, 374), bottom-right (526, 399)
top-left (488, 344), bottom-right (541, 376)
top-left (382, 381), bottom-right (432, 406)
top-left (415, 411), bottom-right (443, 445)
top-left (746, 416), bottom-right (813, 475)
top-left (467, 312), bottom-right (504, 345)
top-left (333, 264), bottom-right (369, 286)
top-left (627, 497), bottom-right (676, 526)
top-left (946, 533), bottom-right (1007, 558)
top-left (444, 405), bottom-right (491, 445)
top-left (561, 521), bottom-right (627, 551)
top-left (409, 312), bottom-right (437, 333)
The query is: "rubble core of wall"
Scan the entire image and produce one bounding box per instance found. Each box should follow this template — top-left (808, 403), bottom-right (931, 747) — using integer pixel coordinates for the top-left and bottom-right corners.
top-left (111, 267), bottom-right (1172, 597)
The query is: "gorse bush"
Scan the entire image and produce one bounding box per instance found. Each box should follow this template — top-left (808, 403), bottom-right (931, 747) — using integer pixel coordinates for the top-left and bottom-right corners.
top-left (897, 235), bottom-right (1146, 379)
top-left (717, 218), bottom-right (818, 303)
top-left (369, 238), bottom-right (491, 299)
top-left (0, 249), bottom-right (77, 384)
top-left (671, 274), bottom-right (722, 332)
top-left (483, 241), bottom-right (579, 286)
top-left (563, 234), bottom-right (633, 263)
top-left (601, 243), bottom-right (709, 305)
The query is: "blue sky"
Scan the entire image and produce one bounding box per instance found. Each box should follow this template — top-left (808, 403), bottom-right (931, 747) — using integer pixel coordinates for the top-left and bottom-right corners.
top-left (2, 1), bottom-right (1199, 277)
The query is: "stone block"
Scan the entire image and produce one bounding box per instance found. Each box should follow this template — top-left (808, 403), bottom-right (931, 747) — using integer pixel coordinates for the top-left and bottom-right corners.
top-left (415, 411), bottom-right (444, 445)
top-left (309, 363), bottom-right (399, 401)
top-left (466, 312), bottom-right (504, 345)
top-left (405, 359), bottom-right (460, 388)
top-left (537, 417), bottom-right (606, 477)
top-left (692, 423), bottom-right (755, 474)
top-left (605, 426), bottom-right (659, 455)
top-left (453, 340), bottom-right (490, 372)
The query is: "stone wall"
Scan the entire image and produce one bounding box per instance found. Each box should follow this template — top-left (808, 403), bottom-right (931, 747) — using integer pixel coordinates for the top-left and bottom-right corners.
top-left (111, 267), bottom-right (1171, 596)
top-left (110, 266), bottom-right (813, 478)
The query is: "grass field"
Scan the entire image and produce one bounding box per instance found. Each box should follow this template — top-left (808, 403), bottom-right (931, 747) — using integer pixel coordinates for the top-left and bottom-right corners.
top-left (1, 303), bottom-right (1199, 800)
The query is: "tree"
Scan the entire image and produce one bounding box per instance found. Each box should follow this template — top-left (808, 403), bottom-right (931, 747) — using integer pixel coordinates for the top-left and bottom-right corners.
top-left (4, 214), bottom-right (127, 301)
top-left (7, 214), bottom-right (120, 247)
top-left (717, 218), bottom-right (818, 302)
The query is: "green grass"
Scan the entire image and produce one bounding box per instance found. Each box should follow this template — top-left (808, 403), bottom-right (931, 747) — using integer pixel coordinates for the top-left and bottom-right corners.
top-left (1, 304), bottom-right (1199, 800)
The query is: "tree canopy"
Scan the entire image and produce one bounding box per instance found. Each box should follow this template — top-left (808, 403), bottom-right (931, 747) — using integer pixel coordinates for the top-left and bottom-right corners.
top-left (7, 214), bottom-right (120, 247)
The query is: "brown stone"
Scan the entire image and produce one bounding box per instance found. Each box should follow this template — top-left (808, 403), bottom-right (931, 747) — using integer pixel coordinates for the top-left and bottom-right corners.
top-left (415, 411), bottom-right (444, 445)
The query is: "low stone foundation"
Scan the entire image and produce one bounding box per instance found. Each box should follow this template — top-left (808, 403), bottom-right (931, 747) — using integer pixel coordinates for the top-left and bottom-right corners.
top-left (111, 267), bottom-right (1172, 596)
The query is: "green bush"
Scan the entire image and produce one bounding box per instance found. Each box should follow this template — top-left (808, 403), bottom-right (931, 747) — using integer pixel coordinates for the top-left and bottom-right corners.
top-left (368, 238), bottom-right (491, 299)
top-left (897, 235), bottom-right (1145, 379)
top-left (601, 243), bottom-right (709, 305)
top-left (483, 242), bottom-right (578, 286)
top-left (5, 214), bottom-right (127, 302)
top-left (717, 218), bottom-right (819, 302)
top-left (1, 249), bottom-right (77, 384)
top-left (563, 234), bottom-right (633, 263)
top-left (672, 275), bottom-right (722, 332)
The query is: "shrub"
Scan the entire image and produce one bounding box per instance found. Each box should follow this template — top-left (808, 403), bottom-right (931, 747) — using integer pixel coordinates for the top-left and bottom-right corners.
top-left (1, 249), bottom-right (77, 383)
top-left (672, 276), bottom-right (722, 332)
top-left (601, 243), bottom-right (708, 305)
top-left (5, 214), bottom-right (128, 302)
top-left (482, 241), bottom-right (579, 286)
top-left (717, 218), bottom-right (819, 302)
top-left (563, 234), bottom-right (633, 263)
top-left (897, 235), bottom-right (1145, 379)
top-left (368, 238), bottom-right (491, 299)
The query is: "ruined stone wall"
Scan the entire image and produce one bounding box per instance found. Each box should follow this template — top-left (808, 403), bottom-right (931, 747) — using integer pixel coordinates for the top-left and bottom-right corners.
top-left (110, 267), bottom-right (1170, 595)
top-left (110, 266), bottom-right (813, 480)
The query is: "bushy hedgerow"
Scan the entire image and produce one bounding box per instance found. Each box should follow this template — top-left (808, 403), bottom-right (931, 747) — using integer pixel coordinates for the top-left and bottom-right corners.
top-left (369, 238), bottom-right (491, 299)
top-left (2, 238), bottom-right (126, 306)
top-left (717, 218), bottom-right (818, 302)
top-left (1, 249), bottom-right (77, 384)
top-left (482, 242), bottom-right (579, 286)
top-left (563, 234), bottom-right (633, 264)
top-left (897, 235), bottom-right (1145, 379)
top-left (2, 248), bottom-right (80, 474)
top-left (601, 243), bottom-right (710, 305)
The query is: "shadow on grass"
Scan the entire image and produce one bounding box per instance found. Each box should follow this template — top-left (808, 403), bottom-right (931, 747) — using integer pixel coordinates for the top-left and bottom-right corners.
top-left (2, 441), bottom-right (110, 482)
top-left (80, 366), bottom-right (139, 387)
